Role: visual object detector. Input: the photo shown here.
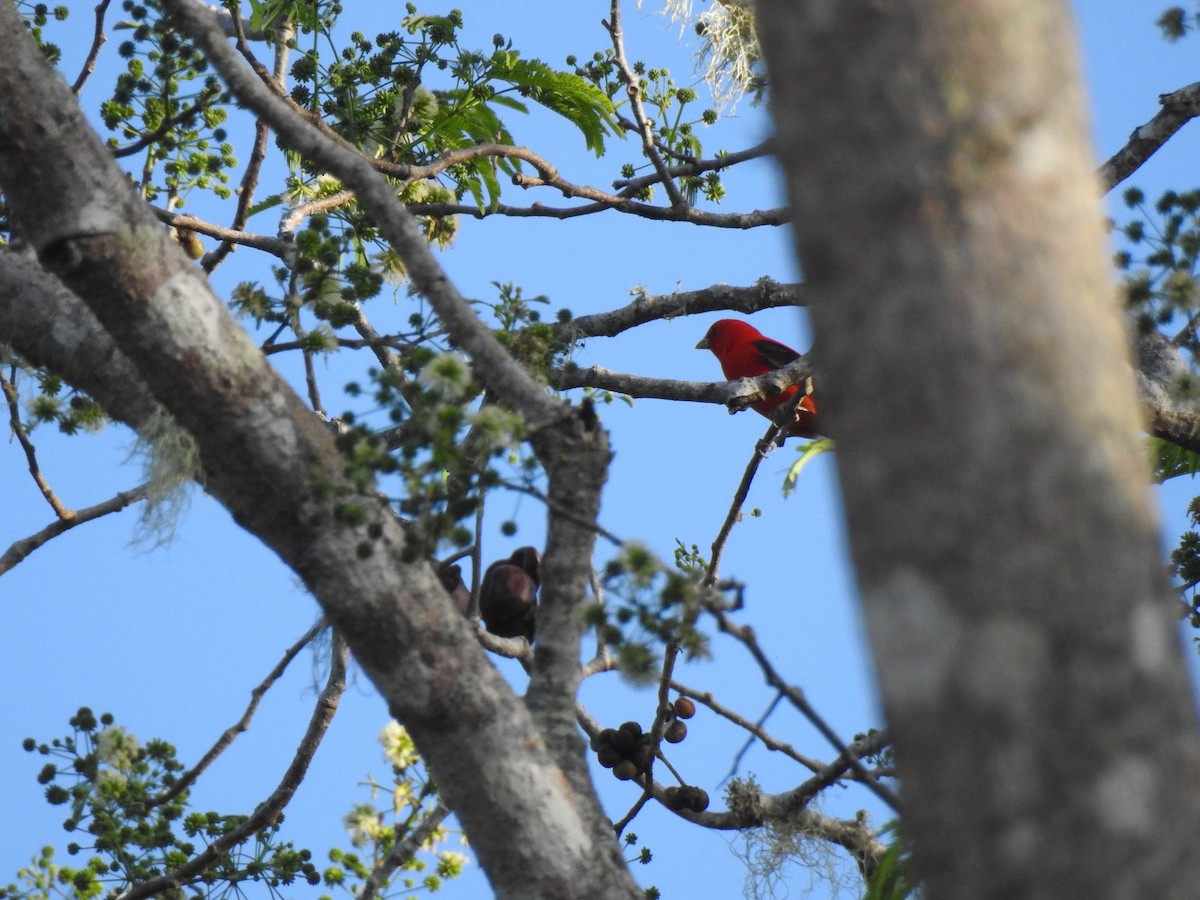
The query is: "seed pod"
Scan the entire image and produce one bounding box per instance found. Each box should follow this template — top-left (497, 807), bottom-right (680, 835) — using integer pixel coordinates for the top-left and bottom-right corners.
top-left (673, 697), bottom-right (696, 719)
top-left (662, 786), bottom-right (686, 811)
top-left (664, 720), bottom-right (688, 744)
top-left (596, 744), bottom-right (623, 769)
top-left (613, 759), bottom-right (639, 781)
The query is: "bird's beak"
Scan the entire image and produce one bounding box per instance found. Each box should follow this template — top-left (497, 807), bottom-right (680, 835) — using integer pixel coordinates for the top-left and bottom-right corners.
top-left (695, 336), bottom-right (709, 350)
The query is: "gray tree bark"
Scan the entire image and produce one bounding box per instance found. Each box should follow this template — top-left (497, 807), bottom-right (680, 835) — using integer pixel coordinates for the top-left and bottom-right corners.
top-left (0, 2), bottom-right (637, 897)
top-left (755, 1), bottom-right (1200, 897)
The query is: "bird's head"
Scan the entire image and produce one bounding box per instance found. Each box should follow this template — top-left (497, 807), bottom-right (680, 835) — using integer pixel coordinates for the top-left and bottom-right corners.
top-left (695, 319), bottom-right (763, 357)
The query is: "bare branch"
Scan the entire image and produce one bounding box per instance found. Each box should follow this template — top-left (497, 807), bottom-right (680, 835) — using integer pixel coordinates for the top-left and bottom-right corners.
top-left (403, 198), bottom-right (786, 228)
top-left (1, 369), bottom-right (73, 520)
top-left (118, 632), bottom-right (348, 900)
top-left (1137, 329), bottom-right (1200, 453)
top-left (707, 422), bottom-right (784, 583)
top-left (611, 141), bottom-right (773, 193)
top-left (147, 620), bottom-right (327, 807)
top-left (1099, 82), bottom-right (1200, 192)
top-left (712, 609), bottom-right (903, 815)
top-left (560, 279), bottom-right (808, 341)
top-left (70, 0), bottom-right (113, 94)
top-left (150, 207), bottom-right (294, 259)
top-left (670, 681), bottom-right (825, 774)
top-left (604, 0), bottom-right (687, 209)
top-left (551, 356), bottom-right (814, 413)
top-left (0, 483), bottom-right (150, 577)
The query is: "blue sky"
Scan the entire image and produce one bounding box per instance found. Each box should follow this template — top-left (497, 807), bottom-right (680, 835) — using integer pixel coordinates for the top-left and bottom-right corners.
top-left (3, 2), bottom-right (1199, 898)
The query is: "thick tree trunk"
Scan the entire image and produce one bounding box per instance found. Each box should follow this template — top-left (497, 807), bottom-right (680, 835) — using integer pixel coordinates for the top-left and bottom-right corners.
top-left (0, 3), bottom-right (637, 897)
top-left (755, 1), bottom-right (1200, 897)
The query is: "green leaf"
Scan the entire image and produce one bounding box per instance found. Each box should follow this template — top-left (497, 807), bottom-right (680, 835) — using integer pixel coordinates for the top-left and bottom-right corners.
top-left (1148, 436), bottom-right (1200, 482)
top-left (246, 193), bottom-right (284, 218)
top-left (782, 438), bottom-right (835, 497)
top-left (486, 52), bottom-right (620, 156)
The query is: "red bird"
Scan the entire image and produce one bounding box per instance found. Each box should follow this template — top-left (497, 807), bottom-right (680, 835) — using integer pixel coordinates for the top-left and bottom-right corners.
top-left (696, 319), bottom-right (820, 439)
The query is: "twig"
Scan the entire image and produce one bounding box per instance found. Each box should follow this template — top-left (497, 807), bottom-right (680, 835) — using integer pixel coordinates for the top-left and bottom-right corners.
top-left (70, 0), bottom-right (112, 94)
top-left (723, 691), bottom-right (784, 782)
top-left (611, 141), bottom-right (772, 194)
top-left (604, 0), bottom-right (688, 209)
top-left (653, 747), bottom-right (688, 786)
top-left (118, 630), bottom-right (349, 900)
top-left (0, 484), bottom-right (150, 576)
top-left (1, 369), bottom-right (74, 520)
top-left (611, 787), bottom-right (653, 838)
top-left (146, 619), bottom-right (328, 807)
top-left (358, 803), bottom-right (451, 900)
top-left (499, 479), bottom-right (624, 547)
top-left (707, 421), bottom-right (782, 583)
top-left (581, 567), bottom-right (614, 676)
top-left (112, 89), bottom-right (221, 158)
top-left (786, 729), bottom-right (894, 807)
top-left (712, 609), bottom-right (902, 814)
top-left (670, 681), bottom-right (824, 774)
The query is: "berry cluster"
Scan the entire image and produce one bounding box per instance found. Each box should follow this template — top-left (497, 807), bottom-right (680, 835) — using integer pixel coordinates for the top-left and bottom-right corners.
top-left (661, 784), bottom-right (710, 813)
top-left (593, 721), bottom-right (653, 782)
top-left (592, 696), bottom-right (705, 808)
top-left (665, 696), bottom-right (695, 744)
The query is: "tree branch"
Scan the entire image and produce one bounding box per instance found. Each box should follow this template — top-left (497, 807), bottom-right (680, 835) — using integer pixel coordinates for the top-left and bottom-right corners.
top-left (552, 356), bottom-right (814, 413)
top-left (1099, 81), bottom-right (1200, 192)
top-left (118, 632), bottom-right (348, 900)
top-left (147, 620), bottom-right (327, 807)
top-left (558, 279), bottom-right (808, 341)
top-left (0, 483), bottom-right (150, 577)
top-left (358, 803), bottom-right (452, 900)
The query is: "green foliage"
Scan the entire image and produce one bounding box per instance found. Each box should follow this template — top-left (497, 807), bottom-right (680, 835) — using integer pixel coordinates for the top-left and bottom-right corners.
top-left (320, 722), bottom-right (467, 899)
top-left (863, 822), bottom-right (918, 900)
top-left (782, 437), bottom-right (834, 499)
top-left (1116, 189), bottom-right (1200, 645)
top-left (1115, 186), bottom-right (1200, 339)
top-left (1158, 5), bottom-right (1197, 39)
top-left (3, 712), bottom-right (465, 900)
top-left (283, 5), bottom-right (617, 214)
top-left (106, 0), bottom-right (235, 203)
top-left (485, 50), bottom-right (618, 156)
top-left (247, 0), bottom-right (340, 36)
top-left (591, 543), bottom-right (712, 683)
top-left (15, 1), bottom-right (70, 63)
top-left (487, 282), bottom-right (576, 382)
top-left (1149, 436), bottom-right (1200, 483)
top-left (1170, 498), bottom-right (1200, 633)
top-left (9, 365), bottom-right (106, 436)
top-left (1, 708), bottom-right (319, 899)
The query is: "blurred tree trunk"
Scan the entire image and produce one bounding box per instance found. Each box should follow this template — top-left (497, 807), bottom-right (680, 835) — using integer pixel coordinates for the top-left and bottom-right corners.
top-left (755, 1), bottom-right (1200, 897)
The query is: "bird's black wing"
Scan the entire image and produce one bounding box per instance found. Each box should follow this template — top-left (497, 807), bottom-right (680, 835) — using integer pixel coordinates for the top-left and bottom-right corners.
top-left (753, 337), bottom-right (801, 370)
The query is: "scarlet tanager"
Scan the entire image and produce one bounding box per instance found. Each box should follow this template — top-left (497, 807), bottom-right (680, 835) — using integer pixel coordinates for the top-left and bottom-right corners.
top-left (696, 319), bottom-right (820, 439)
